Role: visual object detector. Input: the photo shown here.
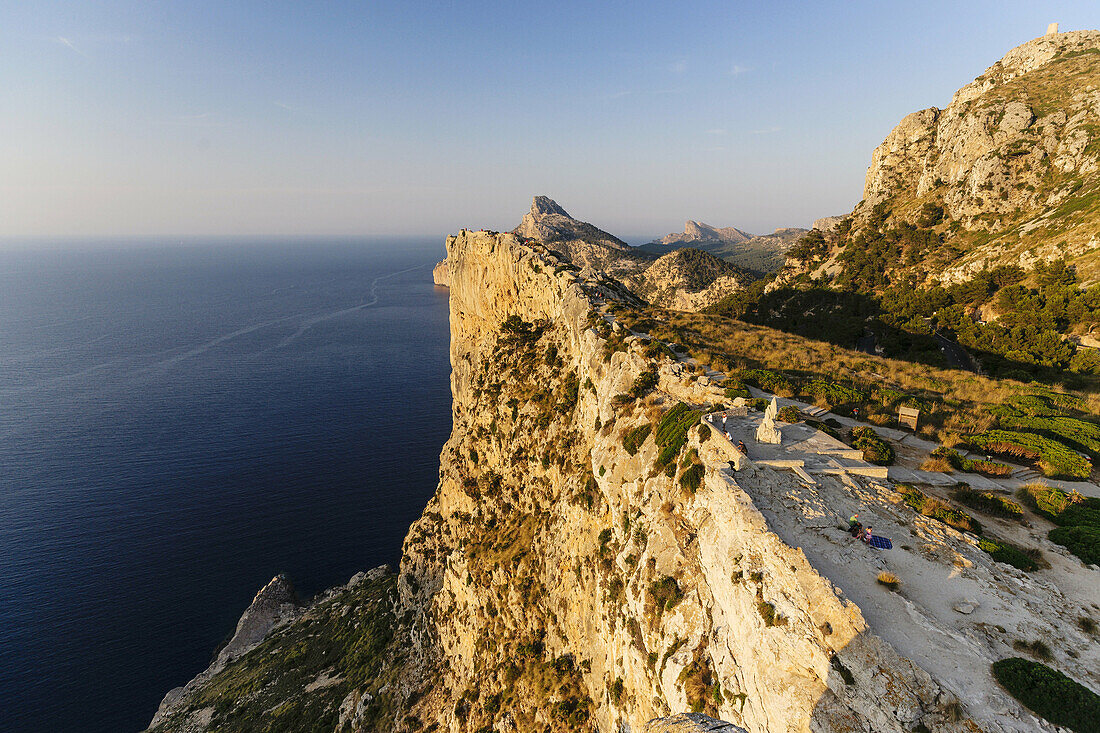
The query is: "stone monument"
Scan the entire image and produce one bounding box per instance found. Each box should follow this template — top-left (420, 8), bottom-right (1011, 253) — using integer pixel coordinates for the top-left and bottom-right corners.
top-left (1046, 22), bottom-right (1059, 35)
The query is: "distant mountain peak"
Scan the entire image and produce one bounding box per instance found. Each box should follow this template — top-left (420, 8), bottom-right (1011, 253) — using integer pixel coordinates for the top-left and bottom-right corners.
top-left (529, 195), bottom-right (571, 218)
top-left (513, 195), bottom-right (629, 250)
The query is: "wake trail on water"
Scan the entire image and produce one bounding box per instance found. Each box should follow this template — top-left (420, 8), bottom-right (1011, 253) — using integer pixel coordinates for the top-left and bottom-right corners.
top-left (6, 261), bottom-right (435, 390)
top-left (274, 262), bottom-right (430, 349)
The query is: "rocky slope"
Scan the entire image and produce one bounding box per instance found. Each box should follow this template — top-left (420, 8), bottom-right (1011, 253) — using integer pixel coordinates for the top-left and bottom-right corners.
top-left (838, 28), bottom-right (1100, 284)
top-left (627, 248), bottom-right (753, 311)
top-left (642, 224), bottom-right (807, 274)
top-left (649, 221), bottom-right (754, 248)
top-left (513, 196), bottom-right (652, 277)
top-left (506, 196), bottom-right (746, 310)
top-left (144, 229), bottom-right (1100, 733)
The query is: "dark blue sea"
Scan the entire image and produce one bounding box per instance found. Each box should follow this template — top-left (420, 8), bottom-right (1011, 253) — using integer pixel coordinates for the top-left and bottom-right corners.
top-left (0, 238), bottom-right (453, 733)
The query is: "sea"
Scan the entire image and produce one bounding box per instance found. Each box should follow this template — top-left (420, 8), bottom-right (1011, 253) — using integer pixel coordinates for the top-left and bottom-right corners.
top-left (0, 238), bottom-right (453, 733)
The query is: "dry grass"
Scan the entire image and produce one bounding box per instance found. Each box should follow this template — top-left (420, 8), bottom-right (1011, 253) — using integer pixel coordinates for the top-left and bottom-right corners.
top-left (920, 456), bottom-right (954, 473)
top-left (632, 308), bottom-right (1100, 436)
top-left (876, 571), bottom-right (901, 591)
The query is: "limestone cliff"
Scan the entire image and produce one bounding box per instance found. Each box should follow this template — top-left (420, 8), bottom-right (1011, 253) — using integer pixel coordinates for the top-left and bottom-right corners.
top-left (849, 29), bottom-right (1100, 283)
top-left (149, 230), bottom-right (1066, 733)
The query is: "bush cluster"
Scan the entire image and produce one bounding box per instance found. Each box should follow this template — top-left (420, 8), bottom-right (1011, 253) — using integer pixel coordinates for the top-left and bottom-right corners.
top-left (621, 424), bottom-right (652, 456)
top-left (629, 367), bottom-right (659, 399)
top-left (897, 484), bottom-right (982, 534)
top-left (933, 447), bottom-right (1014, 477)
top-left (738, 368), bottom-right (791, 395)
top-left (991, 657), bottom-right (1100, 732)
top-left (654, 402), bottom-right (701, 470)
top-left (951, 485), bottom-right (1024, 519)
top-left (803, 379), bottom-right (867, 406)
top-left (851, 426), bottom-right (895, 465)
top-left (968, 430), bottom-right (1091, 479)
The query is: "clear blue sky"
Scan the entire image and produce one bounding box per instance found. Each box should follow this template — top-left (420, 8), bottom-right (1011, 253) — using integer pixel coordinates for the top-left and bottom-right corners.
top-left (1, 1), bottom-right (1096, 241)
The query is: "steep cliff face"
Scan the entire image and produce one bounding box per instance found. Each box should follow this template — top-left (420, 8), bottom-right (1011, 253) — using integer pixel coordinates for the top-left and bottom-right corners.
top-left (388, 230), bottom-right (963, 733)
top-left (149, 231), bottom-right (1085, 733)
top-left (852, 29), bottom-right (1100, 283)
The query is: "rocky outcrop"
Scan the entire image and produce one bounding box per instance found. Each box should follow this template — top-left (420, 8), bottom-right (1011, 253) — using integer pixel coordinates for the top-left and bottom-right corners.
top-left (432, 259), bottom-right (449, 287)
top-left (652, 221), bottom-right (753, 248)
top-left (854, 29), bottom-right (1100, 283)
top-left (645, 713), bottom-right (749, 733)
top-left (512, 196), bottom-right (650, 277)
top-left (627, 247), bottom-right (750, 310)
top-left (148, 575), bottom-right (300, 729)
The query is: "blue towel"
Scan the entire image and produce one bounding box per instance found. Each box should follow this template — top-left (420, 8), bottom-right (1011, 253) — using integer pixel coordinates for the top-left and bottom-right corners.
top-left (868, 535), bottom-right (893, 550)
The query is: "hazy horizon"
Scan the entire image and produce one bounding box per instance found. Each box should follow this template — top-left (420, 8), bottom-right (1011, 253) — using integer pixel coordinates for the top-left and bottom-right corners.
top-left (3, 1), bottom-right (1097, 242)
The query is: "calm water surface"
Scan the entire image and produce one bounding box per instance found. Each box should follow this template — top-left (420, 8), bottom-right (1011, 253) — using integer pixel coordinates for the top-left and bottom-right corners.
top-left (0, 238), bottom-right (452, 732)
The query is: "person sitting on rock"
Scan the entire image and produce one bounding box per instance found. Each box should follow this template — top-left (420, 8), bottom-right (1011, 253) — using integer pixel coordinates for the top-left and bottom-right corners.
top-left (863, 526), bottom-right (873, 544)
top-left (737, 440), bottom-right (747, 454)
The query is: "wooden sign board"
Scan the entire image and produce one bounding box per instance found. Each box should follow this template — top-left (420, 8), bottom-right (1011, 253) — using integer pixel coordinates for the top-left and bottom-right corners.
top-left (898, 405), bottom-right (920, 430)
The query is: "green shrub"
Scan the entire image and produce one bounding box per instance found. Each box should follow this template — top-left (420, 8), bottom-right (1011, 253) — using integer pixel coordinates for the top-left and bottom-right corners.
top-left (1018, 485), bottom-right (1100, 527)
top-left (697, 423), bottom-right (711, 442)
top-left (680, 464), bottom-right (705, 493)
top-left (897, 485), bottom-right (982, 534)
top-left (738, 368), bottom-right (791, 395)
top-left (724, 386), bottom-right (750, 400)
top-left (991, 657), bottom-right (1100, 732)
top-left (649, 576), bottom-right (683, 613)
top-left (777, 405), bottom-right (801, 423)
top-left (994, 408), bottom-right (1100, 459)
top-left (622, 424), bottom-right (652, 456)
top-left (629, 367), bottom-right (659, 399)
top-left (952, 486), bottom-right (1024, 519)
top-left (934, 447), bottom-right (1014, 477)
top-left (803, 379), bottom-right (867, 406)
top-left (851, 426), bottom-right (895, 465)
top-left (979, 538), bottom-right (1038, 571)
top-left (1048, 526), bottom-right (1100, 565)
top-left (968, 430), bottom-right (1091, 479)
top-left (653, 403), bottom-right (702, 469)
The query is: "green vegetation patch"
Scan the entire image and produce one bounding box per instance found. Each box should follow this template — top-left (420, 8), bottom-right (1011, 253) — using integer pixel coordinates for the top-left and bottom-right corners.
top-left (952, 485), bottom-right (1024, 519)
top-left (628, 367), bottom-right (659, 399)
top-left (993, 405), bottom-right (1100, 459)
top-left (968, 430), bottom-right (1091, 479)
top-left (851, 426), bottom-right (895, 465)
top-left (896, 484), bottom-right (982, 534)
top-left (991, 657), bottom-right (1100, 733)
top-left (1048, 526), bottom-right (1100, 566)
top-left (680, 463), bottom-right (705, 494)
top-left (933, 447), bottom-right (1014, 477)
top-left (802, 379), bottom-right (868, 406)
top-left (653, 402), bottom-right (702, 469)
top-left (621, 424), bottom-right (652, 456)
top-left (150, 573), bottom-right (402, 733)
top-left (737, 369), bottom-right (791, 395)
top-left (978, 537), bottom-right (1038, 571)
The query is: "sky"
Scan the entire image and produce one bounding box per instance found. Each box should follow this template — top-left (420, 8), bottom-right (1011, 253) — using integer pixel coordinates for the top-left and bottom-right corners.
top-left (1, 1), bottom-right (1098, 242)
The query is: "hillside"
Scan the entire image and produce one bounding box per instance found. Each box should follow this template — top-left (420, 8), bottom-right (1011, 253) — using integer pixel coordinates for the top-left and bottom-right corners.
top-left (641, 223), bottom-right (807, 274)
top-left (743, 29), bottom-right (1100, 382)
top-left (807, 28), bottom-right (1100, 285)
top-left (627, 248), bottom-right (753, 311)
